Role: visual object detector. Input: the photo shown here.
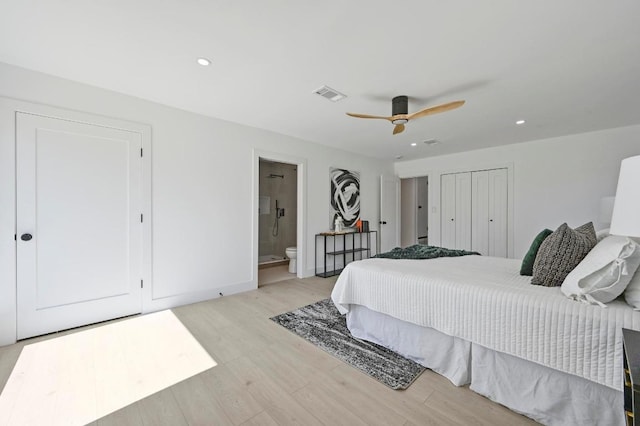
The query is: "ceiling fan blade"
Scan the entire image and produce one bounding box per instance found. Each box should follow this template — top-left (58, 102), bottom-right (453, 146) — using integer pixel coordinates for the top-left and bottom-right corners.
top-left (407, 100), bottom-right (465, 121)
top-left (346, 112), bottom-right (393, 121)
top-left (393, 124), bottom-right (405, 135)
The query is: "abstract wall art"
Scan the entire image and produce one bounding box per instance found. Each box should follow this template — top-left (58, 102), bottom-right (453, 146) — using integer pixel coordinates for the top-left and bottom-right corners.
top-left (330, 167), bottom-right (360, 228)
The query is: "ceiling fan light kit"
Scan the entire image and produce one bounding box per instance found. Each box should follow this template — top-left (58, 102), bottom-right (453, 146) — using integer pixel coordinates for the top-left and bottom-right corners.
top-left (346, 95), bottom-right (465, 135)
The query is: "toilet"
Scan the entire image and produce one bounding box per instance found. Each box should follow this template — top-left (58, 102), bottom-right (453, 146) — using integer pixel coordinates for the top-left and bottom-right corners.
top-left (285, 247), bottom-right (297, 274)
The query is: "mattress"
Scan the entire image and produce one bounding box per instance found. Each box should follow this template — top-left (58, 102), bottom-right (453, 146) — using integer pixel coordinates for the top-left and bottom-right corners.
top-left (331, 255), bottom-right (640, 390)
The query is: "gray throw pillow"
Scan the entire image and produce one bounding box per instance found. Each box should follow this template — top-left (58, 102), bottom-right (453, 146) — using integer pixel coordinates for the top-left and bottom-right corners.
top-left (531, 222), bottom-right (597, 287)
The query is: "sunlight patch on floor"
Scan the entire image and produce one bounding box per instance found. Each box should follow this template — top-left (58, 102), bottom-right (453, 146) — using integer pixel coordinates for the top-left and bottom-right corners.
top-left (0, 310), bottom-right (216, 426)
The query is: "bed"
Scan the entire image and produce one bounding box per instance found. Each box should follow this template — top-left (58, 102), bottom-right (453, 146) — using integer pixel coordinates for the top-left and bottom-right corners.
top-left (331, 255), bottom-right (640, 426)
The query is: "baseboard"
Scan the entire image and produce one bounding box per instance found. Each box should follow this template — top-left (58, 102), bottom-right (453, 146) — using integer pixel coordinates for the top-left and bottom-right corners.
top-left (143, 280), bottom-right (256, 313)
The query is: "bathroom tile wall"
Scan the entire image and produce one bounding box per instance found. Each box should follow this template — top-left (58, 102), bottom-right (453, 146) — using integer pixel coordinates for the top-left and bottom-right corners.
top-left (259, 160), bottom-right (297, 258)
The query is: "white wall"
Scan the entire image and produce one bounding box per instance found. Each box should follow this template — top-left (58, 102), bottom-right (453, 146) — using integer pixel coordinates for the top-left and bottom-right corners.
top-left (0, 62), bottom-right (392, 345)
top-left (395, 125), bottom-right (640, 258)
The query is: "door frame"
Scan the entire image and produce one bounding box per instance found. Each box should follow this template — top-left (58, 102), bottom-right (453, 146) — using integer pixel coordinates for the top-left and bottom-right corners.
top-left (379, 175), bottom-right (401, 253)
top-left (252, 149), bottom-right (307, 285)
top-left (400, 176), bottom-right (430, 247)
top-left (0, 98), bottom-right (152, 346)
top-left (400, 177), bottom-right (418, 247)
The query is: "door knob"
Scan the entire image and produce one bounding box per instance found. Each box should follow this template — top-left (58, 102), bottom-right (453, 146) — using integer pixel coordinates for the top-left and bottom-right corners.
top-left (21, 233), bottom-right (33, 241)
top-left (380, 221), bottom-right (387, 225)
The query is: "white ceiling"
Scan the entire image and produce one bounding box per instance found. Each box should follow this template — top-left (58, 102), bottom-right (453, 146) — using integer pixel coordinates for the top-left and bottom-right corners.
top-left (1, 1), bottom-right (639, 161)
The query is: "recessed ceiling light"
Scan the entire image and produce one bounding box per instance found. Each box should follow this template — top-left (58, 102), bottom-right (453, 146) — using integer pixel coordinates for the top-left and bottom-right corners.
top-left (411, 142), bottom-right (417, 147)
top-left (424, 139), bottom-right (439, 146)
top-left (516, 119), bottom-right (526, 125)
top-left (197, 57), bottom-right (211, 66)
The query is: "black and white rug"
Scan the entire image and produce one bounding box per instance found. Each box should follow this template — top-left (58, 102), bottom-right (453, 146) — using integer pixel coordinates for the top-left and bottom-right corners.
top-left (270, 298), bottom-right (425, 390)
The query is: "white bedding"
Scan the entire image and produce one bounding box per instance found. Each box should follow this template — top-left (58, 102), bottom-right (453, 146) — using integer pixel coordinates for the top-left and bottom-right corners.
top-left (331, 255), bottom-right (640, 390)
top-left (346, 305), bottom-right (624, 426)
top-left (346, 304), bottom-right (472, 386)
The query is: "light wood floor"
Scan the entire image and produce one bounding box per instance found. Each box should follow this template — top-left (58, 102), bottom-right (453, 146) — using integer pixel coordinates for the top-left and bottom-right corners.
top-left (0, 276), bottom-right (539, 425)
top-left (258, 264), bottom-right (295, 286)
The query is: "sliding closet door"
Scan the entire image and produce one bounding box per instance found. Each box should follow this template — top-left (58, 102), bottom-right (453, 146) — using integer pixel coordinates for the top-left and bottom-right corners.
top-left (455, 172), bottom-right (472, 250)
top-left (471, 171), bottom-right (489, 254)
top-left (440, 174), bottom-right (456, 249)
top-left (488, 168), bottom-right (508, 257)
top-left (441, 172), bottom-right (472, 250)
top-left (441, 168), bottom-right (507, 254)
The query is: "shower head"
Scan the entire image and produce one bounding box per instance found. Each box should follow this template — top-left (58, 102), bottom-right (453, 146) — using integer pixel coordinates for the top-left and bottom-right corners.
top-left (267, 174), bottom-right (284, 179)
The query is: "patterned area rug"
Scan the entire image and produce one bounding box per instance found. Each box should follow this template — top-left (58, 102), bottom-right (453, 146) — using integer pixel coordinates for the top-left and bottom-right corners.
top-left (270, 299), bottom-right (425, 389)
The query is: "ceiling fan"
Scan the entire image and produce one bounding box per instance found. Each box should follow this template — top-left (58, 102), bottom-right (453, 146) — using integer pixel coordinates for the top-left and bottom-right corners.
top-left (346, 95), bottom-right (465, 135)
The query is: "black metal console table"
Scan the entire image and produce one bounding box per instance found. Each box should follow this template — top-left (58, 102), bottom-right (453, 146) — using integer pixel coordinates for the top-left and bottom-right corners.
top-left (624, 328), bottom-right (640, 425)
top-left (315, 231), bottom-right (377, 278)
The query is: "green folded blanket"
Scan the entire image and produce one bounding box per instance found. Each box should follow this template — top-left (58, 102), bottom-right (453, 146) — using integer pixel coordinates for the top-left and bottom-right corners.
top-left (373, 244), bottom-right (480, 260)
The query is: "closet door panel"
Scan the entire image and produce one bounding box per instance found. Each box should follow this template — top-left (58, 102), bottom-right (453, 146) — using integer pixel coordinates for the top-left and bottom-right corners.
top-left (471, 171), bottom-right (489, 255)
top-left (488, 168), bottom-right (508, 257)
top-left (440, 174), bottom-right (456, 249)
top-left (455, 172), bottom-right (472, 251)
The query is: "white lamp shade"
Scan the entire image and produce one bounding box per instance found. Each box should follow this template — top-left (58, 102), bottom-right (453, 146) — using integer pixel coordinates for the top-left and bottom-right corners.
top-left (610, 155), bottom-right (640, 237)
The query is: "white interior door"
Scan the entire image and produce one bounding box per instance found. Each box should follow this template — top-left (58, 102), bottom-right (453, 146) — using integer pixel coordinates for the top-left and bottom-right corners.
top-left (416, 177), bottom-right (429, 243)
top-left (380, 175), bottom-right (400, 253)
top-left (16, 112), bottom-right (143, 339)
top-left (488, 168), bottom-right (508, 257)
top-left (471, 170), bottom-right (490, 255)
top-left (440, 174), bottom-right (456, 249)
top-left (455, 172), bottom-right (472, 250)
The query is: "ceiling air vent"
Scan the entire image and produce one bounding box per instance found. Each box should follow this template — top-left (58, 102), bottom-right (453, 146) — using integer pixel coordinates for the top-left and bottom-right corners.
top-left (313, 85), bottom-right (346, 102)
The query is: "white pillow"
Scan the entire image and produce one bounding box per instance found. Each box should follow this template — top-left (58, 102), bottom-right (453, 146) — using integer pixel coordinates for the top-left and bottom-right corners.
top-left (595, 228), bottom-right (610, 243)
top-left (561, 236), bottom-right (640, 306)
top-left (624, 270), bottom-right (640, 309)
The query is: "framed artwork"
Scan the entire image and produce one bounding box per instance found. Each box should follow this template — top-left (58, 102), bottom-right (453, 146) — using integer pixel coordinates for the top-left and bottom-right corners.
top-left (330, 167), bottom-right (360, 228)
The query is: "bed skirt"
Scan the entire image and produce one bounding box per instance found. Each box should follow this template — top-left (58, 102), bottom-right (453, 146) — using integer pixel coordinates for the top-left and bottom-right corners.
top-left (346, 304), bottom-right (624, 426)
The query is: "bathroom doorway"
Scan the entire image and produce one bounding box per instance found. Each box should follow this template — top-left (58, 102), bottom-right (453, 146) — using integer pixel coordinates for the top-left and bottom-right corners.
top-left (258, 158), bottom-right (298, 285)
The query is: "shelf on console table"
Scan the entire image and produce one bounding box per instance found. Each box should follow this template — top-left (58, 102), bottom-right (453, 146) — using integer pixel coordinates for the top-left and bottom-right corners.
top-left (315, 231), bottom-right (377, 278)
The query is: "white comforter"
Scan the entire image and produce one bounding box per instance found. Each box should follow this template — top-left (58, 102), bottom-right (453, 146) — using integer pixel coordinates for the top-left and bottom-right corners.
top-left (331, 255), bottom-right (640, 390)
